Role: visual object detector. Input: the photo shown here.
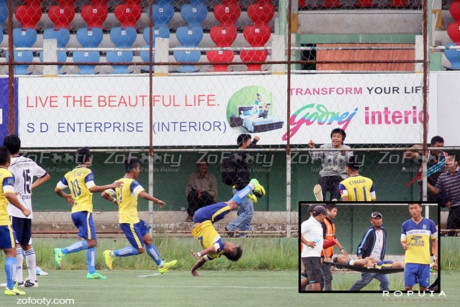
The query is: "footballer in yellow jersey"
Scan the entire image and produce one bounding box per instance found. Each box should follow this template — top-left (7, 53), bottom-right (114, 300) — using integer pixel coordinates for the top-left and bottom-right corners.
top-left (339, 175), bottom-right (376, 201)
top-left (339, 155), bottom-right (376, 201)
top-left (0, 146), bottom-right (31, 295)
top-left (54, 147), bottom-right (120, 280)
top-left (401, 203), bottom-right (438, 291)
top-left (101, 157), bottom-right (177, 274)
top-left (190, 178), bottom-right (266, 276)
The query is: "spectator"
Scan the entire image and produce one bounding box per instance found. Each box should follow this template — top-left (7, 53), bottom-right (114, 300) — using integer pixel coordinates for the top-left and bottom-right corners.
top-left (185, 159), bottom-right (217, 222)
top-left (404, 136), bottom-right (448, 205)
top-left (308, 128), bottom-right (353, 201)
top-left (428, 153), bottom-right (460, 236)
top-left (225, 134), bottom-right (260, 238)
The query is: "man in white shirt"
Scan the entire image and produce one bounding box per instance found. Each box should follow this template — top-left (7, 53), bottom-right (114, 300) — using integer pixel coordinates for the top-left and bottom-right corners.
top-left (349, 212), bottom-right (389, 291)
top-left (4, 135), bottom-right (50, 287)
top-left (301, 205), bottom-right (327, 291)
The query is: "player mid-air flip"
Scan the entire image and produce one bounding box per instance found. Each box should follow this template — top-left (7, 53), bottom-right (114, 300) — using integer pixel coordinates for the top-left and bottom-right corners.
top-left (190, 178), bottom-right (265, 276)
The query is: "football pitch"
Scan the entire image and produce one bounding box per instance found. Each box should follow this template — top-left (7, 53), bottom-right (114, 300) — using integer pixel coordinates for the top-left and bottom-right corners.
top-left (0, 270), bottom-right (458, 307)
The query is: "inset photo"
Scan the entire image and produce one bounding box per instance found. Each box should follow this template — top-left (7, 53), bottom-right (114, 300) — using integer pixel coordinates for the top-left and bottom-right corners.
top-left (299, 202), bottom-right (440, 292)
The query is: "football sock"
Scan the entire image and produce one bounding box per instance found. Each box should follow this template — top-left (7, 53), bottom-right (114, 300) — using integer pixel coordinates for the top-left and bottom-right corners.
top-left (86, 247), bottom-right (96, 274)
top-left (5, 257), bottom-right (17, 290)
top-left (25, 248), bottom-right (37, 282)
top-left (16, 247), bottom-right (24, 283)
top-left (113, 246), bottom-right (139, 257)
top-left (146, 244), bottom-right (162, 266)
top-left (62, 241), bottom-right (89, 254)
top-left (230, 185), bottom-right (253, 204)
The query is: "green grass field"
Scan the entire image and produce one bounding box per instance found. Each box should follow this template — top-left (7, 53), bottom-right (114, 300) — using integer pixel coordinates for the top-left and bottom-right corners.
top-left (0, 237), bottom-right (458, 306)
top-left (0, 270), bottom-right (457, 307)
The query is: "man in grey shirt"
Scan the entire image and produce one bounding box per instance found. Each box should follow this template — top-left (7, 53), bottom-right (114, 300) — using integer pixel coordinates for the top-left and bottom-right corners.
top-left (308, 128), bottom-right (353, 201)
top-left (185, 159), bottom-right (217, 222)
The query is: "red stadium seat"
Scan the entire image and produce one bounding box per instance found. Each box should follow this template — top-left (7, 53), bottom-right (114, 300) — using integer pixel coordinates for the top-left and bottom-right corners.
top-left (114, 4), bottom-right (142, 27)
top-left (247, 3), bottom-right (274, 25)
top-left (81, 4), bottom-right (108, 28)
top-left (241, 24), bottom-right (270, 71)
top-left (450, 1), bottom-right (460, 22)
top-left (15, 4), bottom-right (42, 29)
top-left (210, 25), bottom-right (237, 47)
top-left (391, 0), bottom-right (407, 8)
top-left (48, 5), bottom-right (75, 29)
top-left (448, 22), bottom-right (460, 43)
top-left (207, 50), bottom-right (234, 71)
top-left (213, 3), bottom-right (241, 26)
top-left (123, 0), bottom-right (141, 4)
top-left (90, 0), bottom-right (109, 5)
top-left (299, 0), bottom-right (306, 8)
top-left (243, 24), bottom-right (271, 47)
top-left (355, 0), bottom-right (375, 8)
top-left (24, 0), bottom-right (43, 5)
top-left (208, 25), bottom-right (237, 72)
top-left (239, 50), bottom-right (268, 71)
top-left (323, 0), bottom-right (342, 8)
top-left (56, 0), bottom-right (76, 5)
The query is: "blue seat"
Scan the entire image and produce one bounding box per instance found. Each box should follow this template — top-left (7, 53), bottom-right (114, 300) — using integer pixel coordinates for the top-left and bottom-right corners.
top-left (173, 26), bottom-right (203, 72)
top-left (140, 26), bottom-right (170, 65)
top-left (110, 27), bottom-right (137, 48)
top-left (0, 1), bottom-right (7, 26)
top-left (181, 3), bottom-right (207, 27)
top-left (73, 51), bottom-right (100, 74)
top-left (43, 28), bottom-right (70, 48)
top-left (106, 51), bottom-right (133, 74)
top-left (445, 43), bottom-right (460, 70)
top-left (143, 26), bottom-right (170, 45)
top-left (76, 28), bottom-right (103, 48)
top-left (151, 1), bottom-right (174, 28)
top-left (0, 27), bottom-right (3, 45)
top-left (13, 28), bottom-right (37, 47)
top-left (6, 51), bottom-right (34, 75)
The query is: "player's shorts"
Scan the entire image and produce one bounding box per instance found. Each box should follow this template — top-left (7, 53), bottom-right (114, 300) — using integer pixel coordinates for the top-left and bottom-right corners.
top-left (71, 211), bottom-right (97, 240)
top-left (302, 257), bottom-right (322, 284)
top-left (193, 202), bottom-right (229, 223)
top-left (404, 263), bottom-right (431, 288)
top-left (11, 217), bottom-right (32, 246)
top-left (120, 220), bottom-right (151, 249)
top-left (0, 225), bottom-right (17, 249)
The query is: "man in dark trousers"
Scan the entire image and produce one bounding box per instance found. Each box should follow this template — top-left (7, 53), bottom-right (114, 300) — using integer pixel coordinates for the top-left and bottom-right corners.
top-left (225, 134), bottom-right (260, 238)
top-left (349, 212), bottom-right (389, 291)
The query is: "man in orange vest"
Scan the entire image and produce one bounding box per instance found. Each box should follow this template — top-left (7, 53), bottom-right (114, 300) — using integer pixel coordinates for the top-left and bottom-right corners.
top-left (320, 203), bottom-right (348, 291)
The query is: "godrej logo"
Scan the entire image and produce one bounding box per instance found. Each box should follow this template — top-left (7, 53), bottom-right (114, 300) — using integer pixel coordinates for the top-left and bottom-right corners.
top-left (282, 103), bottom-right (358, 140)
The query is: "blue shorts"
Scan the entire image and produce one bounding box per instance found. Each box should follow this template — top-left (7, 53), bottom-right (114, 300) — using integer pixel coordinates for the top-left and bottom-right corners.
top-left (193, 202), bottom-right (229, 223)
top-left (404, 263), bottom-right (431, 288)
top-left (71, 211), bottom-right (96, 240)
top-left (0, 225), bottom-right (17, 249)
top-left (11, 217), bottom-right (32, 246)
top-left (120, 220), bottom-right (151, 249)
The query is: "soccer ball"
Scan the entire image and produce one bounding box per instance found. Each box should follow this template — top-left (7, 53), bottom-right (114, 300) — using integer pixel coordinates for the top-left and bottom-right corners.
top-left (64, 153), bottom-right (74, 164)
top-left (51, 153), bottom-right (62, 164)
